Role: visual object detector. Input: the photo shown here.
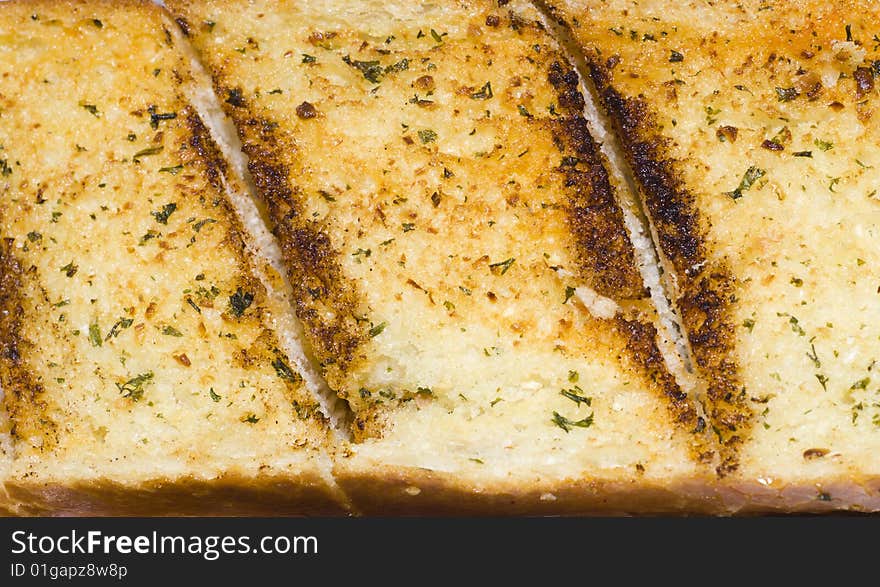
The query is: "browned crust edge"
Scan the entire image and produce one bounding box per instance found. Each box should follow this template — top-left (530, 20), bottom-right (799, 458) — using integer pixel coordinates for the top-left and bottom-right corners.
top-left (614, 315), bottom-right (716, 464)
top-left (335, 460), bottom-right (880, 515)
top-left (586, 63), bottom-right (752, 477)
top-left (183, 107), bottom-right (327, 419)
top-left (2, 472), bottom-right (350, 516)
top-left (545, 59), bottom-right (646, 301)
top-left (203, 73), bottom-right (366, 390)
top-left (0, 238), bottom-right (56, 452)
top-left (542, 57), bottom-right (714, 465)
top-left (334, 461), bottom-right (721, 516)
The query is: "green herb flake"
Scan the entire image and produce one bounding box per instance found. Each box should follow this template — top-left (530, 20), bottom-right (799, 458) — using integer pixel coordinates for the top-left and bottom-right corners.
top-left (342, 55), bottom-right (384, 84)
top-left (151, 203), bottom-right (177, 225)
top-left (385, 58), bottom-right (409, 73)
top-left (568, 370), bottom-right (579, 383)
top-left (158, 165), bottom-right (184, 175)
top-left (430, 28), bottom-right (445, 43)
top-left (272, 356), bottom-right (298, 382)
top-left (815, 373), bottom-right (829, 391)
top-left (851, 377), bottom-right (871, 390)
top-left (192, 218), bottom-right (217, 232)
top-left (229, 288), bottom-right (254, 317)
top-left (418, 129), bottom-right (437, 143)
top-left (149, 108), bottom-right (177, 129)
top-left (669, 50), bottom-right (684, 62)
top-left (705, 105), bottom-right (721, 125)
top-left (139, 230), bottom-right (160, 246)
top-left (743, 318), bottom-right (756, 332)
top-left (806, 344), bottom-right (821, 369)
top-left (775, 86), bottom-right (800, 102)
top-left (814, 138), bottom-right (834, 151)
top-left (162, 325), bottom-right (183, 337)
top-left (552, 411), bottom-right (594, 433)
top-left (470, 82), bottom-right (494, 100)
top-left (369, 322), bottom-right (387, 338)
top-left (301, 53), bottom-right (316, 64)
top-left (88, 321), bottom-right (102, 347)
top-left (133, 146), bottom-right (164, 162)
top-left (241, 414), bottom-right (260, 424)
top-left (209, 388), bottom-right (222, 402)
top-left (117, 371), bottom-right (154, 401)
top-left (790, 277), bottom-right (803, 287)
top-left (106, 317), bottom-right (133, 340)
top-left (793, 151), bottom-right (813, 158)
top-left (60, 261), bottom-right (78, 278)
top-left (563, 286), bottom-right (576, 304)
top-left (789, 316), bottom-right (806, 336)
top-left (560, 386), bottom-right (592, 406)
top-left (489, 257), bottom-right (515, 276)
top-left (517, 104), bottom-right (533, 118)
top-left (726, 166), bottom-right (766, 200)
top-left (79, 102), bottom-right (100, 117)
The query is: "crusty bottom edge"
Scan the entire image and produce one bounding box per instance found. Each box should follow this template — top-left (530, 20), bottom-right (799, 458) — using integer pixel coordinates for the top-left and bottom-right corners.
top-left (2, 471), bottom-right (351, 517)
top-left (334, 462), bottom-right (880, 516)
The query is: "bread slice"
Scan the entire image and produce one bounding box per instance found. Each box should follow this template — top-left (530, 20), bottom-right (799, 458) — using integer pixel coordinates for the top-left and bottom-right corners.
top-left (0, 0), bottom-right (346, 515)
top-left (548, 0), bottom-right (880, 511)
top-left (168, 0), bottom-right (721, 514)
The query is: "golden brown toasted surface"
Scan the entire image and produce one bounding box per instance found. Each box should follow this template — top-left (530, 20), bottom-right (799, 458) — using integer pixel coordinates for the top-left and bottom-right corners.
top-left (553, 0), bottom-right (880, 504)
top-left (0, 0), bottom-right (343, 513)
top-left (169, 0), bottom-right (716, 503)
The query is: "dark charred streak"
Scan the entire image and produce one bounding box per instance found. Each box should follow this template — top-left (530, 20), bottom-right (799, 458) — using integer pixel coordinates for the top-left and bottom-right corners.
top-left (185, 109), bottom-right (227, 193)
top-left (615, 315), bottom-right (714, 464)
top-left (548, 61), bottom-right (585, 112)
top-left (594, 83), bottom-right (703, 272)
top-left (225, 87), bottom-right (246, 108)
top-left (0, 237), bottom-right (55, 450)
top-left (588, 62), bottom-right (752, 476)
top-left (216, 94), bottom-right (365, 380)
top-left (175, 17), bottom-right (191, 37)
top-left (854, 67), bottom-right (875, 99)
top-left (546, 61), bottom-right (645, 300)
top-left (272, 219), bottom-right (363, 372)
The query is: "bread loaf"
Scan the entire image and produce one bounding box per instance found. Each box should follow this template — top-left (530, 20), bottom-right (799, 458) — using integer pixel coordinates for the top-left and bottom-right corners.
top-left (0, 0), bottom-right (346, 515)
top-left (547, 0), bottom-right (880, 511)
top-left (3, 0), bottom-right (879, 515)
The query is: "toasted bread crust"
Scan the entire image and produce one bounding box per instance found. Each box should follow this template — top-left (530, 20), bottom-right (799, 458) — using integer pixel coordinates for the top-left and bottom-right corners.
top-left (547, 61), bottom-right (646, 300)
top-left (3, 472), bottom-right (348, 516)
top-left (0, 241), bottom-right (56, 451)
top-left (334, 460), bottom-right (722, 515)
top-left (587, 57), bottom-right (751, 477)
top-left (218, 93), bottom-right (367, 384)
top-left (336, 460), bottom-right (880, 515)
top-left (0, 0), bottom-right (343, 515)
